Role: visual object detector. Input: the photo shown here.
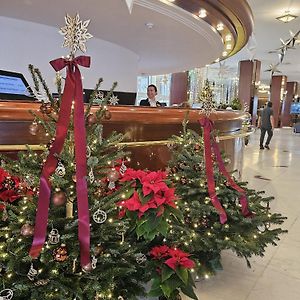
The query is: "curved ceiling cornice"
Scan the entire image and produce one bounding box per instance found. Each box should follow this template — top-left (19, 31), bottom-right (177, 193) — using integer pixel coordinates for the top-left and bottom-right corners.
top-left (166, 0), bottom-right (254, 59)
top-left (0, 0), bottom-right (253, 74)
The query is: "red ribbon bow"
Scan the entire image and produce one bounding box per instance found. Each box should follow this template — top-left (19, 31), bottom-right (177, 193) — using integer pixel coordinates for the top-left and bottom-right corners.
top-left (199, 117), bottom-right (252, 224)
top-left (29, 56), bottom-right (91, 267)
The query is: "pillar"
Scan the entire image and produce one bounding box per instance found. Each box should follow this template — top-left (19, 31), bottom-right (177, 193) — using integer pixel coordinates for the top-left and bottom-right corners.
top-left (281, 81), bottom-right (298, 127)
top-left (169, 72), bottom-right (188, 105)
top-left (270, 75), bottom-right (287, 128)
top-left (238, 60), bottom-right (261, 125)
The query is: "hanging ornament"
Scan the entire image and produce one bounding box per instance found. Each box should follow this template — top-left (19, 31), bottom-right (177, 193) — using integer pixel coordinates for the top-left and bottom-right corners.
top-left (135, 253), bottom-right (147, 264)
top-left (87, 113), bottom-right (97, 125)
top-left (89, 168), bottom-right (95, 183)
top-left (29, 121), bottom-right (39, 136)
top-left (104, 109), bottom-right (112, 120)
top-left (86, 146), bottom-right (92, 158)
top-left (48, 228), bottom-right (60, 245)
top-left (180, 176), bottom-right (187, 184)
top-left (194, 144), bottom-right (201, 152)
top-left (52, 190), bottom-right (67, 206)
top-left (82, 263), bottom-right (93, 273)
top-left (93, 209), bottom-right (107, 224)
top-left (27, 263), bottom-right (38, 281)
top-left (107, 168), bottom-right (119, 190)
top-left (21, 223), bottom-right (34, 236)
top-left (257, 224), bottom-right (266, 233)
top-left (53, 244), bottom-right (68, 262)
top-left (2, 207), bottom-right (8, 221)
top-left (118, 297), bottom-right (124, 300)
top-left (91, 255), bottom-right (97, 269)
top-left (116, 222), bottom-right (127, 244)
top-left (119, 161), bottom-right (127, 176)
top-left (108, 94), bottom-right (119, 106)
top-left (0, 289), bottom-right (13, 300)
top-left (40, 102), bottom-right (53, 114)
top-left (94, 244), bottom-right (104, 256)
top-left (34, 279), bottom-right (50, 286)
top-left (55, 161), bottom-right (66, 177)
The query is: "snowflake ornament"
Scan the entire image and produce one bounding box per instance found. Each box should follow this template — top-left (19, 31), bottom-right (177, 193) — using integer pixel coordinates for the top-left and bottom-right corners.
top-left (109, 94), bottom-right (119, 106)
top-left (94, 91), bottom-right (105, 105)
top-left (59, 14), bottom-right (93, 55)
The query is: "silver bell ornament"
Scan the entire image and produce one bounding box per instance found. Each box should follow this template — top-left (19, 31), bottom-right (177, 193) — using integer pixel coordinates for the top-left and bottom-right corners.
top-left (48, 228), bottom-right (60, 244)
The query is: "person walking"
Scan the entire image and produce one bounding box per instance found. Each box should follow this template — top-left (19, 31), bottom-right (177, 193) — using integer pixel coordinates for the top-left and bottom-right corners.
top-left (258, 102), bottom-right (275, 150)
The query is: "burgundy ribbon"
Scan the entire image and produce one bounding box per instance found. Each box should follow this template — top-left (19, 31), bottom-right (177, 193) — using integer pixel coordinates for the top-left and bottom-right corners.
top-left (199, 117), bottom-right (252, 224)
top-left (29, 56), bottom-right (91, 267)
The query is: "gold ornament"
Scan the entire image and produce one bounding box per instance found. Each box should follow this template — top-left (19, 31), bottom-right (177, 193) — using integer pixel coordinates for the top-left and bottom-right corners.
top-left (94, 244), bottom-right (104, 256)
top-left (87, 113), bottom-right (97, 125)
top-left (104, 110), bottom-right (112, 120)
top-left (53, 244), bottom-right (68, 262)
top-left (20, 223), bottom-right (34, 236)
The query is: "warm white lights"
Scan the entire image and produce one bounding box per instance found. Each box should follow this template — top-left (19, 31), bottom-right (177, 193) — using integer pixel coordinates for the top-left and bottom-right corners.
top-left (216, 23), bottom-right (224, 31)
top-left (225, 34), bottom-right (232, 41)
top-left (226, 43), bottom-right (232, 50)
top-left (199, 9), bottom-right (207, 18)
top-left (276, 11), bottom-right (298, 23)
top-left (222, 51), bottom-right (228, 57)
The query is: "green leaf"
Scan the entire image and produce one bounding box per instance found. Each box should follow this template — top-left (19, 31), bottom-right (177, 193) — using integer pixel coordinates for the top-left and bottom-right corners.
top-left (176, 267), bottom-right (189, 285)
top-left (148, 278), bottom-right (163, 297)
top-left (166, 205), bottom-right (184, 221)
top-left (136, 219), bottom-right (148, 237)
top-left (157, 219), bottom-right (168, 236)
top-left (160, 281), bottom-right (176, 298)
top-left (161, 265), bottom-right (175, 282)
top-left (180, 285), bottom-right (198, 300)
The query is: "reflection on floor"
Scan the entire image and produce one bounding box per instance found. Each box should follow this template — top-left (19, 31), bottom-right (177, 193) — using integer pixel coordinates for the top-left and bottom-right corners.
top-left (183, 128), bottom-right (300, 300)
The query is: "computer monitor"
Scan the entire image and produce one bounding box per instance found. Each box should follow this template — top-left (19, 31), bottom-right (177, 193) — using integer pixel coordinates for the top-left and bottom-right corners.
top-left (0, 70), bottom-right (33, 100)
top-left (290, 102), bottom-right (300, 114)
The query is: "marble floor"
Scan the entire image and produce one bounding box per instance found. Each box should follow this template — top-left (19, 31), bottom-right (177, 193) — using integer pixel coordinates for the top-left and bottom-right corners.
top-left (182, 127), bottom-right (300, 300)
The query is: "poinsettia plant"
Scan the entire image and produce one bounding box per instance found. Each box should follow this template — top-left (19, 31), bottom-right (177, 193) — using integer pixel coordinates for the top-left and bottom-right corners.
top-left (0, 167), bottom-right (22, 212)
top-left (148, 245), bottom-right (198, 299)
top-left (117, 169), bottom-right (182, 240)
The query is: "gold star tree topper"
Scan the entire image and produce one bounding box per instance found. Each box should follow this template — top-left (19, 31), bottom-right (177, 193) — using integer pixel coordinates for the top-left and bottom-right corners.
top-left (59, 14), bottom-right (93, 56)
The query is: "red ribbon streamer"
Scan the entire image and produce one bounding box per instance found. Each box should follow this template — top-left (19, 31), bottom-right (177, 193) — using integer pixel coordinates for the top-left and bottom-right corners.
top-left (199, 117), bottom-right (252, 224)
top-left (29, 56), bottom-right (91, 267)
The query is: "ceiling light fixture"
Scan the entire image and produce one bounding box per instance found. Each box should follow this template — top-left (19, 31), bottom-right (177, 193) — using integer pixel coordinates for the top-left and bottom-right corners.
top-left (145, 22), bottom-right (154, 29)
top-left (276, 11), bottom-right (298, 23)
top-left (198, 9), bottom-right (207, 18)
top-left (226, 44), bottom-right (232, 50)
top-left (222, 51), bottom-right (228, 57)
top-left (225, 34), bottom-right (232, 42)
top-left (216, 23), bottom-right (224, 31)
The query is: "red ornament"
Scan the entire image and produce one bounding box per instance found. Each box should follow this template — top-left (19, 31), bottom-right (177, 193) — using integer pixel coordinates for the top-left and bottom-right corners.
top-left (87, 114), bottom-right (97, 125)
top-left (82, 263), bottom-right (92, 272)
top-left (52, 191), bottom-right (66, 206)
top-left (21, 223), bottom-right (34, 236)
top-left (104, 110), bottom-right (112, 120)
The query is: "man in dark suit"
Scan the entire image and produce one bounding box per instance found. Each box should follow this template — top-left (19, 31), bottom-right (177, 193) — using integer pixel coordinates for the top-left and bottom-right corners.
top-left (139, 84), bottom-right (163, 107)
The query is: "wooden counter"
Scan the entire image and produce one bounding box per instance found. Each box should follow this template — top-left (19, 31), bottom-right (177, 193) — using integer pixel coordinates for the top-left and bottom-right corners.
top-left (0, 101), bottom-right (250, 172)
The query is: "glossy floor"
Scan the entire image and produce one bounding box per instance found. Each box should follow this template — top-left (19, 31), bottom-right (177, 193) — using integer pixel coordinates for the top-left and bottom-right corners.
top-left (182, 128), bottom-right (300, 300)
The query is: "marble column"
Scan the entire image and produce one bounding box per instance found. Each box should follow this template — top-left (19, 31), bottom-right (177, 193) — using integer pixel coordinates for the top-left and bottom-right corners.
top-left (270, 75), bottom-right (287, 128)
top-left (281, 81), bottom-right (298, 127)
top-left (238, 60), bottom-right (261, 125)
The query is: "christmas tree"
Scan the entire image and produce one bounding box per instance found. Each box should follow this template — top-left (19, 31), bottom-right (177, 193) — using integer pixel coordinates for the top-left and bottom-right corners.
top-left (166, 117), bottom-right (287, 278)
top-left (0, 14), bottom-right (151, 300)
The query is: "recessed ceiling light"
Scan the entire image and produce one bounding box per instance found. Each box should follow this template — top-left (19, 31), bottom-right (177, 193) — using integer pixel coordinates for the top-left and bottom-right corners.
top-left (276, 11), bottom-right (298, 23)
top-left (222, 51), bottom-right (228, 57)
top-left (145, 22), bottom-right (154, 29)
top-left (226, 44), bottom-right (232, 50)
top-left (225, 34), bottom-right (232, 42)
top-left (198, 9), bottom-right (207, 18)
top-left (216, 23), bottom-right (224, 31)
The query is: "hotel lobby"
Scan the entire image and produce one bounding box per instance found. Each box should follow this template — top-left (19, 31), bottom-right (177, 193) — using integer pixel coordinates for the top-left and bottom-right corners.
top-left (0, 0), bottom-right (300, 299)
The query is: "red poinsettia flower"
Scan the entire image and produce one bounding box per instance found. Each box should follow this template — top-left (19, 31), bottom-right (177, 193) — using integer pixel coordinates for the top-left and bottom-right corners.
top-left (119, 168), bottom-right (147, 183)
top-left (150, 245), bottom-right (170, 259)
top-left (119, 191), bottom-right (141, 211)
top-left (164, 248), bottom-right (195, 270)
top-left (141, 171), bottom-right (168, 196)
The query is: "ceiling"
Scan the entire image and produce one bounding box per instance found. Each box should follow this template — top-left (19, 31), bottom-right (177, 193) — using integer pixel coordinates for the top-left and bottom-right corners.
top-left (0, 0), bottom-right (223, 75)
top-left (223, 0), bottom-right (300, 84)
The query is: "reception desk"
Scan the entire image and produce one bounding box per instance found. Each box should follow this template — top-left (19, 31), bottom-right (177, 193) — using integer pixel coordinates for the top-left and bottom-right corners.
top-left (0, 102), bottom-right (251, 173)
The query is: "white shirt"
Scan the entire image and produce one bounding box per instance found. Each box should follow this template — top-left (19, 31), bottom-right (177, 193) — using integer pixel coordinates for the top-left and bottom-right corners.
top-left (149, 98), bottom-right (157, 107)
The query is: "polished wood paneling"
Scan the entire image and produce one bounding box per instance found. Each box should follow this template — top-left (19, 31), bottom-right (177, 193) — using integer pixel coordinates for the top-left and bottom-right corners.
top-left (169, 72), bottom-right (188, 105)
top-left (281, 82), bottom-right (298, 127)
top-left (0, 101), bottom-right (247, 171)
top-left (270, 75), bottom-right (287, 128)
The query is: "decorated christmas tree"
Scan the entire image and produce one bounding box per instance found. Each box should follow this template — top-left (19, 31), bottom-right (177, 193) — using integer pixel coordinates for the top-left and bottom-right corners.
top-left (0, 14), bottom-right (151, 300)
top-left (166, 111), bottom-right (287, 278)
